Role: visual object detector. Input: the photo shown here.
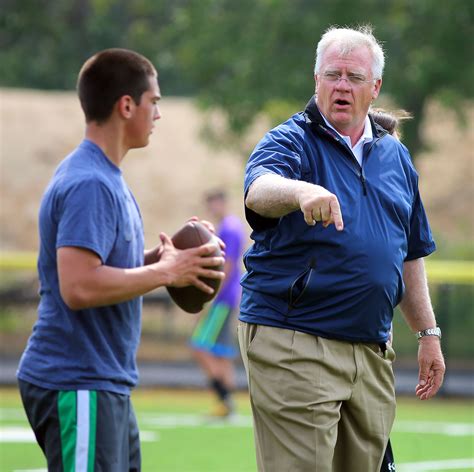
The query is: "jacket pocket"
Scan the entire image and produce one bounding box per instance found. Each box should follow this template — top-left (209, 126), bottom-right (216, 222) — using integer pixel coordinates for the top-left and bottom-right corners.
top-left (287, 257), bottom-right (317, 311)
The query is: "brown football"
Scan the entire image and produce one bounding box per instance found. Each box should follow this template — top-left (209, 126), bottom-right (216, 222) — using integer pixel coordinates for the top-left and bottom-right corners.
top-left (167, 221), bottom-right (223, 313)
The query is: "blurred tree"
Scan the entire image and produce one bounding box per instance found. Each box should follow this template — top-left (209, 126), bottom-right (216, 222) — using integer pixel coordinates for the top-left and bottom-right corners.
top-left (174, 0), bottom-right (474, 155)
top-left (1, 0), bottom-right (472, 155)
top-left (0, 0), bottom-right (192, 93)
top-left (380, 1), bottom-right (474, 152)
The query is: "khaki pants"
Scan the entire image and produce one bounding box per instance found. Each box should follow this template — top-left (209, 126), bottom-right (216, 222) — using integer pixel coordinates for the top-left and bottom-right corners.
top-left (238, 322), bottom-right (396, 472)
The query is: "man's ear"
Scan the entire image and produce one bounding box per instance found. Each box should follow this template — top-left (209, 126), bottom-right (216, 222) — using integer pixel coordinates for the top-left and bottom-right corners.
top-left (314, 74), bottom-right (319, 93)
top-left (372, 78), bottom-right (382, 100)
top-left (117, 95), bottom-right (134, 119)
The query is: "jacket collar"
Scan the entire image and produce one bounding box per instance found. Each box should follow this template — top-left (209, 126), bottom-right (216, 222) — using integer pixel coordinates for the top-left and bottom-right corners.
top-left (303, 95), bottom-right (388, 139)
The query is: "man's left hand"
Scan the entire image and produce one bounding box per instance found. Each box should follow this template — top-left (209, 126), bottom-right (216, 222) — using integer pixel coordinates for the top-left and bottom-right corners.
top-left (415, 337), bottom-right (446, 400)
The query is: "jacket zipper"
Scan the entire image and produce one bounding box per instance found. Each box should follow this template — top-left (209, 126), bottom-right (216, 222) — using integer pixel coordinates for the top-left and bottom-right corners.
top-left (360, 173), bottom-right (367, 196)
top-left (359, 138), bottom-right (382, 196)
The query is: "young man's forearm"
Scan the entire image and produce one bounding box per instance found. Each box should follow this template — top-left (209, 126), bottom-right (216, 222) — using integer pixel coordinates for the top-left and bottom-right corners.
top-left (59, 256), bottom-right (172, 310)
top-left (58, 244), bottom-right (223, 310)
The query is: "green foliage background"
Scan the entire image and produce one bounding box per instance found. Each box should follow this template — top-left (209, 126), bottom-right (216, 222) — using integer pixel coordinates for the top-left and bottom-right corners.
top-left (1, 0), bottom-right (473, 155)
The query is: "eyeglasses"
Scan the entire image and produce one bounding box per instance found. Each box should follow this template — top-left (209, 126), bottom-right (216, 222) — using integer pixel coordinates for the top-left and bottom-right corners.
top-left (321, 71), bottom-right (376, 86)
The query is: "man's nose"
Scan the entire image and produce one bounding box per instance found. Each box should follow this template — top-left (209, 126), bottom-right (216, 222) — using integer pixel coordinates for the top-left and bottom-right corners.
top-left (154, 106), bottom-right (162, 121)
top-left (334, 77), bottom-right (352, 89)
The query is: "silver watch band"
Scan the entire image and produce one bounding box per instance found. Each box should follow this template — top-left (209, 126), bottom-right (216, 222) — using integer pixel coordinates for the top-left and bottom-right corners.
top-left (416, 327), bottom-right (442, 340)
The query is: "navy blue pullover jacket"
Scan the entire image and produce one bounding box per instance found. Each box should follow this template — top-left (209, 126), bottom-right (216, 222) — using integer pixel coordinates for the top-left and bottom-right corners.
top-left (239, 97), bottom-right (435, 343)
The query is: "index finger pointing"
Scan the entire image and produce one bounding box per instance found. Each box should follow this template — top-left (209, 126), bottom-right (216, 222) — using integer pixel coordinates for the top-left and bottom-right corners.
top-left (329, 197), bottom-right (344, 231)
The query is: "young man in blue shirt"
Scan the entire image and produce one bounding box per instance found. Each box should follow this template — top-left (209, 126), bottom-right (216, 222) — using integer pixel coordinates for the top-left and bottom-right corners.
top-left (239, 26), bottom-right (445, 472)
top-left (17, 48), bottom-right (225, 471)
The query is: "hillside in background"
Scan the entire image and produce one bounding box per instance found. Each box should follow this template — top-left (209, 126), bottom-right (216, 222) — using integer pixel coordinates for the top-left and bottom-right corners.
top-left (0, 89), bottom-right (251, 251)
top-left (0, 88), bottom-right (472, 257)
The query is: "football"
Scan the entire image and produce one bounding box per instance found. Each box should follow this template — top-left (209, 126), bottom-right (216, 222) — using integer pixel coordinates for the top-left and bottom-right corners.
top-left (167, 221), bottom-right (223, 313)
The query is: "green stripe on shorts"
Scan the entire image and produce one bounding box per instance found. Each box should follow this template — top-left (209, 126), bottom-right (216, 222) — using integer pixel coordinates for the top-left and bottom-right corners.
top-left (87, 391), bottom-right (97, 471)
top-left (58, 390), bottom-right (97, 472)
top-left (58, 391), bottom-right (77, 472)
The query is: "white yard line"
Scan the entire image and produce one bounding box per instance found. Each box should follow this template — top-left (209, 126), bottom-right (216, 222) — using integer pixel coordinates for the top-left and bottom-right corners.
top-left (393, 420), bottom-right (474, 436)
top-left (398, 458), bottom-right (474, 471)
top-left (13, 469), bottom-right (47, 472)
top-left (0, 426), bottom-right (36, 442)
top-left (0, 426), bottom-right (158, 443)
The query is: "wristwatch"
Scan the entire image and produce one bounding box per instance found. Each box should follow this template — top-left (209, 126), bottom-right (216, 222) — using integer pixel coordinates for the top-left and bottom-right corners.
top-left (416, 327), bottom-right (442, 340)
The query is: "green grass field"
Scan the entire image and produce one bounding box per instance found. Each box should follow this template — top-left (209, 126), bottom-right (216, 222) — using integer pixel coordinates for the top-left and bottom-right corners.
top-left (0, 388), bottom-right (472, 472)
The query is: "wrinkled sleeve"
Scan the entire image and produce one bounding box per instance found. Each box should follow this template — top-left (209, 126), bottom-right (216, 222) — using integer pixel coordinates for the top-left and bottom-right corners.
top-left (244, 125), bottom-right (303, 231)
top-left (405, 185), bottom-right (436, 261)
top-left (56, 178), bottom-right (117, 263)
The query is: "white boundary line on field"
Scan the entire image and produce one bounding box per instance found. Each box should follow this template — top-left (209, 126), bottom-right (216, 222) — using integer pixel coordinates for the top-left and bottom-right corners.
top-left (0, 426), bottom-right (159, 443)
top-left (398, 458), bottom-right (474, 471)
top-left (138, 414), bottom-right (474, 435)
top-left (13, 470), bottom-right (47, 472)
top-left (393, 420), bottom-right (474, 436)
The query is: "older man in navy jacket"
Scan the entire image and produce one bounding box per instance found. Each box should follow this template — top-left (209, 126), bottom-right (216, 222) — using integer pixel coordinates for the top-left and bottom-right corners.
top-left (238, 26), bottom-right (445, 472)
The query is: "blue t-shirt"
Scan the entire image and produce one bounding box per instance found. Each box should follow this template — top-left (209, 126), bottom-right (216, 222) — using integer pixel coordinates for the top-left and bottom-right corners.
top-left (240, 99), bottom-right (436, 343)
top-left (17, 140), bottom-right (144, 394)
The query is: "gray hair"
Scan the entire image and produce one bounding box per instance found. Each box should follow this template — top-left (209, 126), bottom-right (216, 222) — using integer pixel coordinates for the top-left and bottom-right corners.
top-left (314, 25), bottom-right (385, 79)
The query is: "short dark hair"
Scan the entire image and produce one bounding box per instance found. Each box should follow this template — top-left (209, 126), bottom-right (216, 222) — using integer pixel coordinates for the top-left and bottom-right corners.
top-left (205, 189), bottom-right (227, 202)
top-left (77, 48), bottom-right (157, 123)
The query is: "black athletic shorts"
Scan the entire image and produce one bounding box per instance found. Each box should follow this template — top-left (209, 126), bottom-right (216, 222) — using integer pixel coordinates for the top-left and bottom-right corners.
top-left (380, 438), bottom-right (396, 472)
top-left (18, 379), bottom-right (141, 471)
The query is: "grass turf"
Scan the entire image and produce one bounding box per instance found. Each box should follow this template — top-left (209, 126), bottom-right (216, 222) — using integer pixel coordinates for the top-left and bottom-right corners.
top-left (0, 387), bottom-right (472, 471)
